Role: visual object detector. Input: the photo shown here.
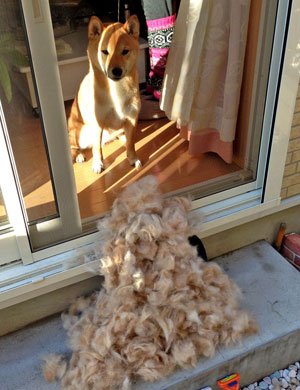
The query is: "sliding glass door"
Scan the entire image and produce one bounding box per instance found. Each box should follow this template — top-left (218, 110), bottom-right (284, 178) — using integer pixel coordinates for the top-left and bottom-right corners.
top-left (0, 0), bottom-right (82, 264)
top-left (0, 0), bottom-right (294, 266)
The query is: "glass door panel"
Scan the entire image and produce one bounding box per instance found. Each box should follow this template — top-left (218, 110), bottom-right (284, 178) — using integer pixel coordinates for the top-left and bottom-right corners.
top-left (0, 119), bottom-right (29, 265)
top-left (0, 0), bottom-right (58, 224)
top-left (0, 0), bottom-right (82, 252)
top-left (47, 0), bottom-right (281, 224)
top-left (0, 0), bottom-right (286, 257)
top-left (48, 0), bottom-right (149, 222)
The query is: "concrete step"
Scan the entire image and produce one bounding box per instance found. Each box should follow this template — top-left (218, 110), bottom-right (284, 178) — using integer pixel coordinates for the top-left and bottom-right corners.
top-left (1, 240), bottom-right (300, 390)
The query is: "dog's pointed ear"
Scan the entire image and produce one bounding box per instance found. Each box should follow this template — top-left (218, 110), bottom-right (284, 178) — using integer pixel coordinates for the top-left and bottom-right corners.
top-left (124, 15), bottom-right (139, 40)
top-left (88, 16), bottom-right (104, 40)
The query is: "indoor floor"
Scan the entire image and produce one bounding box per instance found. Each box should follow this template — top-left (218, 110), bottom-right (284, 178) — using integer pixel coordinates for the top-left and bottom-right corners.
top-left (2, 91), bottom-right (240, 222)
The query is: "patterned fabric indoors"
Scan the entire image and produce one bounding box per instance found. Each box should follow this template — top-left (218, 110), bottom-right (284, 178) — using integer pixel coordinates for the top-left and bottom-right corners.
top-left (160, 0), bottom-right (251, 163)
top-left (146, 14), bottom-right (176, 99)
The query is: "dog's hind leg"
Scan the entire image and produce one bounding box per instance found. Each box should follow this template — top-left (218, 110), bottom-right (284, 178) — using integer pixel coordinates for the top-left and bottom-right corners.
top-left (92, 126), bottom-right (104, 174)
top-left (68, 125), bottom-right (86, 163)
top-left (76, 152), bottom-right (86, 163)
top-left (124, 120), bottom-right (142, 169)
top-left (70, 146), bottom-right (85, 163)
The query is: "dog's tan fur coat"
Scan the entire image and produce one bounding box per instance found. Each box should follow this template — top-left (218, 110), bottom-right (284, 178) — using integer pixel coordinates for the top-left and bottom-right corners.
top-left (43, 176), bottom-right (258, 390)
top-left (68, 16), bottom-right (141, 173)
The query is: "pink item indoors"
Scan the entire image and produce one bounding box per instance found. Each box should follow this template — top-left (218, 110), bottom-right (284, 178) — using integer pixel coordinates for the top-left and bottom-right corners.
top-left (146, 14), bottom-right (176, 99)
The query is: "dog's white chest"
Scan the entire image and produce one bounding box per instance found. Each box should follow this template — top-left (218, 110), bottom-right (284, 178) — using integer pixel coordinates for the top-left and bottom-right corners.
top-left (108, 80), bottom-right (137, 121)
top-left (79, 73), bottom-right (140, 133)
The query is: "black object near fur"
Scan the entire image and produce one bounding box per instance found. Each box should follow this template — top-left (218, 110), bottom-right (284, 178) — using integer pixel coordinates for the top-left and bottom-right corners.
top-left (188, 235), bottom-right (208, 261)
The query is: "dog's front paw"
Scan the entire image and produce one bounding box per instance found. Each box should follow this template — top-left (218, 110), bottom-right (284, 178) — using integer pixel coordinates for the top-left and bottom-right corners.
top-left (128, 155), bottom-right (142, 169)
top-left (76, 153), bottom-right (85, 163)
top-left (135, 159), bottom-right (142, 170)
top-left (92, 160), bottom-right (104, 174)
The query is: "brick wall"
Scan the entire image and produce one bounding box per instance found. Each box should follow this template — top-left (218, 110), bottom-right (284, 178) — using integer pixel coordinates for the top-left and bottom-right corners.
top-left (281, 82), bottom-right (300, 199)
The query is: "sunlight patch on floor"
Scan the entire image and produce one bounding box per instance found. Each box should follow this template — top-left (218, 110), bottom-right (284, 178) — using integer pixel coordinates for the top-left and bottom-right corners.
top-left (123, 136), bottom-right (185, 188)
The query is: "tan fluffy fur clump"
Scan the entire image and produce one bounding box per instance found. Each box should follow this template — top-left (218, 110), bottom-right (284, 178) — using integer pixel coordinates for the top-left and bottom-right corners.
top-left (43, 175), bottom-right (258, 390)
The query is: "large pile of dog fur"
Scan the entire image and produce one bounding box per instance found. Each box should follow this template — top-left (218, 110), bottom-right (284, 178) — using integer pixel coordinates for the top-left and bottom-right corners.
top-left (43, 175), bottom-right (258, 390)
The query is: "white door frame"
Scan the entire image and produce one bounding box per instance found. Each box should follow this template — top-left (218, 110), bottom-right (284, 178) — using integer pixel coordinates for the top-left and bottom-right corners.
top-left (263, 0), bottom-right (300, 202)
top-left (19, 0), bottom-right (82, 249)
top-left (0, 103), bottom-right (32, 264)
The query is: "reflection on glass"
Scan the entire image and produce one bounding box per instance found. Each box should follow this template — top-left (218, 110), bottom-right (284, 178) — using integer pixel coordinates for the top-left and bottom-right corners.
top-left (49, 0), bottom-right (273, 222)
top-left (0, 0), bottom-right (58, 223)
top-left (0, 187), bottom-right (9, 226)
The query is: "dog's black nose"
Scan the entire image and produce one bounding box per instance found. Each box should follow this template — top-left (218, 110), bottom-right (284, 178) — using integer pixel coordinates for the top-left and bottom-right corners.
top-left (112, 67), bottom-right (123, 78)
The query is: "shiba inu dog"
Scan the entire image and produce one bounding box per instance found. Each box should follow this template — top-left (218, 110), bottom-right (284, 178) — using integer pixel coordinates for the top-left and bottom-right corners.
top-left (68, 15), bottom-right (141, 173)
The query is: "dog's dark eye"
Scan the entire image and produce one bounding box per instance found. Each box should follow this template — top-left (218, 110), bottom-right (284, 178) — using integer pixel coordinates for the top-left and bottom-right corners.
top-left (102, 50), bottom-right (109, 55)
top-left (122, 49), bottom-right (129, 55)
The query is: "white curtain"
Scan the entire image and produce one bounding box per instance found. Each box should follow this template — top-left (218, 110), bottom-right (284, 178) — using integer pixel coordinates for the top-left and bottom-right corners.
top-left (160, 0), bottom-right (250, 163)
